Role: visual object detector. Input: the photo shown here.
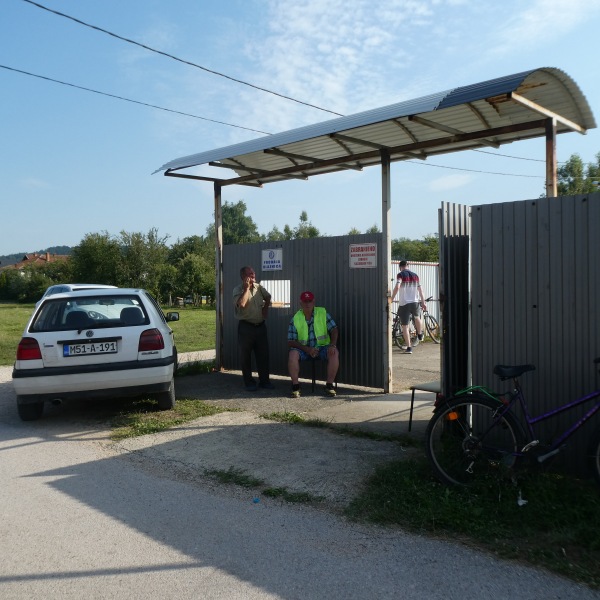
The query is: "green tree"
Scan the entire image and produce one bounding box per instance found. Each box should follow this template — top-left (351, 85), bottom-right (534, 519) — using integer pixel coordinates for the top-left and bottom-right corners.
top-left (205, 200), bottom-right (261, 245)
top-left (557, 152), bottom-right (600, 195)
top-left (71, 232), bottom-right (122, 284)
top-left (119, 228), bottom-right (170, 293)
top-left (392, 234), bottom-right (439, 262)
top-left (293, 211), bottom-right (320, 238)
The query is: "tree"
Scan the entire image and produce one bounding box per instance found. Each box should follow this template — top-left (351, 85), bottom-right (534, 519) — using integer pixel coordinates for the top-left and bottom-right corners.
top-left (392, 234), bottom-right (439, 262)
top-left (71, 232), bottom-right (122, 284)
top-left (557, 152), bottom-right (600, 195)
top-left (205, 200), bottom-right (261, 245)
top-left (293, 211), bottom-right (320, 238)
top-left (119, 228), bottom-right (170, 294)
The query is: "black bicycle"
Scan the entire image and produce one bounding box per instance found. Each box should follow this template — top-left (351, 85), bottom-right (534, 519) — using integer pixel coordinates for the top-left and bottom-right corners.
top-left (392, 296), bottom-right (440, 348)
top-left (425, 359), bottom-right (600, 487)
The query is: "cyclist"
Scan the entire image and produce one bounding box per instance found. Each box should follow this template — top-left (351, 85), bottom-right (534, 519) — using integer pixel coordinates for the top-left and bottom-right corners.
top-left (391, 260), bottom-right (427, 354)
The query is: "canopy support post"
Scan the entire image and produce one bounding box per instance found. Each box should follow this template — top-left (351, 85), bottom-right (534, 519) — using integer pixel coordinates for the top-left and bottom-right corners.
top-left (214, 182), bottom-right (224, 370)
top-left (381, 149), bottom-right (392, 393)
top-left (545, 117), bottom-right (557, 198)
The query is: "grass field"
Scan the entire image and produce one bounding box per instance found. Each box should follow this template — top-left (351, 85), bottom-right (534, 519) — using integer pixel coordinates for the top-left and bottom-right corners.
top-left (0, 303), bottom-right (216, 366)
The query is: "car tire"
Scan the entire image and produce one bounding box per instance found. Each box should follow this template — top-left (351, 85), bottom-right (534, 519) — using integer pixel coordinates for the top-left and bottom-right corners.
top-left (17, 399), bottom-right (44, 421)
top-left (156, 379), bottom-right (175, 410)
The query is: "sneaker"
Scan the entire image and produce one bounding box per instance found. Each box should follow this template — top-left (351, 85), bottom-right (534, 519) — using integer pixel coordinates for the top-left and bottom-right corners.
top-left (412, 336), bottom-right (419, 347)
top-left (404, 347), bottom-right (413, 354)
top-left (291, 384), bottom-right (301, 398)
top-left (324, 383), bottom-right (337, 397)
top-left (417, 332), bottom-right (424, 341)
top-left (245, 383), bottom-right (258, 392)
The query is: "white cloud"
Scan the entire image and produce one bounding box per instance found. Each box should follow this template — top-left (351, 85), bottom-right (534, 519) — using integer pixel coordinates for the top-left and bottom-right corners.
top-left (429, 173), bottom-right (472, 192)
top-left (489, 0), bottom-right (600, 55)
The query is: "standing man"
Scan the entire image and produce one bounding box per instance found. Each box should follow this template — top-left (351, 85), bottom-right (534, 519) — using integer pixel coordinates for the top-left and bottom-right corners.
top-left (233, 266), bottom-right (274, 391)
top-left (391, 260), bottom-right (426, 354)
top-left (287, 291), bottom-right (339, 398)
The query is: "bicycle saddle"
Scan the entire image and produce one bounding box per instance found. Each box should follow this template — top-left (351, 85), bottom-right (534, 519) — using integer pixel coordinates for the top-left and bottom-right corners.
top-left (493, 364), bottom-right (536, 380)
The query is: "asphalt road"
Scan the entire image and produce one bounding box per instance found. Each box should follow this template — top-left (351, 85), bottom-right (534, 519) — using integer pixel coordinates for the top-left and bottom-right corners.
top-left (1, 365), bottom-right (598, 599)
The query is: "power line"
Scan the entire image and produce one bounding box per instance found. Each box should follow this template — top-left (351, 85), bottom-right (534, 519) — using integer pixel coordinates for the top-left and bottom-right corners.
top-left (0, 64), bottom-right (271, 135)
top-left (20, 0), bottom-right (569, 169)
top-left (3, 63), bottom-right (550, 181)
top-left (406, 159), bottom-right (544, 179)
top-left (21, 0), bottom-right (343, 117)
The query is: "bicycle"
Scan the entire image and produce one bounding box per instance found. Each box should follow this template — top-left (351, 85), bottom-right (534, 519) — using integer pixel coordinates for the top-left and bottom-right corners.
top-left (391, 296), bottom-right (440, 348)
top-left (425, 358), bottom-right (600, 487)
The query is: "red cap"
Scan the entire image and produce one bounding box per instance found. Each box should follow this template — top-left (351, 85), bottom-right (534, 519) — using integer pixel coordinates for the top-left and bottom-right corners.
top-left (300, 291), bottom-right (314, 302)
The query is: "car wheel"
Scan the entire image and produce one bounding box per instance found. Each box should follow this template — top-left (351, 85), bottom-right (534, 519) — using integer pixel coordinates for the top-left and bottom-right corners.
top-left (17, 399), bottom-right (44, 421)
top-left (156, 379), bottom-right (175, 410)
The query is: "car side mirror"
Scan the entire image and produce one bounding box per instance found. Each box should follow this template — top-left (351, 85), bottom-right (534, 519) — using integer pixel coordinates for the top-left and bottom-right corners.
top-left (166, 312), bottom-right (180, 322)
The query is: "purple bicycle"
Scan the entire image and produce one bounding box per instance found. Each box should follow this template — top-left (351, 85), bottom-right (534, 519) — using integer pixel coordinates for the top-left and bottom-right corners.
top-left (425, 358), bottom-right (600, 486)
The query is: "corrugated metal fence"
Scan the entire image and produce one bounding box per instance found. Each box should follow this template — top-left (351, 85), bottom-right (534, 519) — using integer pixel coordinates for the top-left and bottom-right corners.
top-left (223, 234), bottom-right (386, 389)
top-left (470, 193), bottom-right (600, 473)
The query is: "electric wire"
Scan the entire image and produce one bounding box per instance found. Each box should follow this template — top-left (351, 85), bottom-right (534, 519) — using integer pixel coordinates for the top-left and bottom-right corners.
top-left (21, 0), bottom-right (343, 117)
top-left (0, 64), bottom-right (271, 135)
top-left (18, 0), bottom-right (568, 172)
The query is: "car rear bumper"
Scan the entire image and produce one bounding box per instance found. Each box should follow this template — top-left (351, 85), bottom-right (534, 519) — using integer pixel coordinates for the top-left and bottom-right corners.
top-left (12, 356), bottom-right (175, 401)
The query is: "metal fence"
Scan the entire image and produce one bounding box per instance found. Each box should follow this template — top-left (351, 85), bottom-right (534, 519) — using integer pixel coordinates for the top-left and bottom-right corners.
top-left (469, 192), bottom-right (600, 474)
top-left (223, 233), bottom-right (387, 389)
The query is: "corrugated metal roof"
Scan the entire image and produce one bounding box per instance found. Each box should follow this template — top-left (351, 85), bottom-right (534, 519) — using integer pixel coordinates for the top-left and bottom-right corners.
top-left (155, 67), bottom-right (596, 187)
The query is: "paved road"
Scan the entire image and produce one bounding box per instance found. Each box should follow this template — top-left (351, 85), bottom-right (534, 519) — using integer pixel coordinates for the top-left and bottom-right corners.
top-left (1, 366), bottom-right (598, 599)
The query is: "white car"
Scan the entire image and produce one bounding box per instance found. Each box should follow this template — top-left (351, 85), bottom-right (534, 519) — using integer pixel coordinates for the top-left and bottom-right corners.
top-left (12, 288), bottom-right (179, 421)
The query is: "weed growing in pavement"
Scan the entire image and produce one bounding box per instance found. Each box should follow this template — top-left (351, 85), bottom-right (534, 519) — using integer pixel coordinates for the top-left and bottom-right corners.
top-left (203, 469), bottom-right (322, 504)
top-left (205, 467), bottom-right (265, 488)
top-left (262, 487), bottom-right (323, 503)
top-left (175, 360), bottom-right (215, 377)
top-left (111, 399), bottom-right (234, 440)
top-left (261, 411), bottom-right (417, 445)
top-left (345, 456), bottom-right (600, 589)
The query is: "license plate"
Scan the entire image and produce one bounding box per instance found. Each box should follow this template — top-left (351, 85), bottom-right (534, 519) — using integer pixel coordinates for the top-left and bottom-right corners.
top-left (63, 341), bottom-right (118, 357)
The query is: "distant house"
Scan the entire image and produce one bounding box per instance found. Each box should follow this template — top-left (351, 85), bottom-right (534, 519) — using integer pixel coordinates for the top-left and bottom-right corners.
top-left (0, 252), bottom-right (70, 272)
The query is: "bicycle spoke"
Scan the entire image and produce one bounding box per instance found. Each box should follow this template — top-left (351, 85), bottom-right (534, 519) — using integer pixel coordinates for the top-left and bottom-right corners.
top-left (425, 397), bottom-right (523, 486)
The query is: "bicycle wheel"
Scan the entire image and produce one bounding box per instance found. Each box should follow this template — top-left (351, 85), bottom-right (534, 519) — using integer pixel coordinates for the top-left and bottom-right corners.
top-left (425, 395), bottom-right (525, 486)
top-left (424, 314), bottom-right (441, 344)
top-left (392, 315), bottom-right (414, 348)
top-left (392, 316), bottom-right (403, 348)
top-left (588, 427), bottom-right (600, 487)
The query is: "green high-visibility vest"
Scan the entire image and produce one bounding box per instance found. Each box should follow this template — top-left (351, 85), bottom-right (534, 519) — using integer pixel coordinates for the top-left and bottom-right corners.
top-left (293, 307), bottom-right (330, 346)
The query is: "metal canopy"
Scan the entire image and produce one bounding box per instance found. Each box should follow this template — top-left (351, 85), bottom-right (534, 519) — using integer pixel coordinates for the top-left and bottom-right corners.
top-left (155, 67), bottom-right (595, 187)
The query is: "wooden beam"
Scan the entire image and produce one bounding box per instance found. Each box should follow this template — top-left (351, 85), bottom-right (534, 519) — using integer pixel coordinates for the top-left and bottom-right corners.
top-left (546, 117), bottom-right (557, 197)
top-left (510, 92), bottom-right (586, 134)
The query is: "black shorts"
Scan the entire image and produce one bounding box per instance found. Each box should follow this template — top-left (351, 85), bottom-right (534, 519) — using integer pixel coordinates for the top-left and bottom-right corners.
top-left (398, 302), bottom-right (420, 325)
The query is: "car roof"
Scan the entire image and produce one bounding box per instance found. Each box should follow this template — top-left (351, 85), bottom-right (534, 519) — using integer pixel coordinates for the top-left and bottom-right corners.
top-left (41, 287), bottom-right (147, 300)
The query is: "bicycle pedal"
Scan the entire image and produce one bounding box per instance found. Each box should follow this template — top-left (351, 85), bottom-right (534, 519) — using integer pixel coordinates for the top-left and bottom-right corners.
top-left (521, 440), bottom-right (539, 452)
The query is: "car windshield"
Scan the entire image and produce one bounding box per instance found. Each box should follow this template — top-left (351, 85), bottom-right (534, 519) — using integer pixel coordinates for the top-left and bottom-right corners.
top-left (31, 294), bottom-right (146, 332)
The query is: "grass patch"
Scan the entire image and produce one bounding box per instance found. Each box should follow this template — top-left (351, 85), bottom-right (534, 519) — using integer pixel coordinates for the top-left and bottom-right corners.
top-left (263, 487), bottom-right (322, 503)
top-left (205, 467), bottom-right (265, 488)
top-left (203, 469), bottom-right (321, 504)
top-left (261, 411), bottom-right (417, 445)
top-left (345, 457), bottom-right (600, 589)
top-left (111, 398), bottom-right (231, 440)
top-left (176, 360), bottom-right (215, 377)
top-left (0, 303), bottom-right (216, 366)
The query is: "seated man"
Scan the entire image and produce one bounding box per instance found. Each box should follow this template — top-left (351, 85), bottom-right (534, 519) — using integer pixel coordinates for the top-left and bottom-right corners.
top-left (287, 290), bottom-right (339, 398)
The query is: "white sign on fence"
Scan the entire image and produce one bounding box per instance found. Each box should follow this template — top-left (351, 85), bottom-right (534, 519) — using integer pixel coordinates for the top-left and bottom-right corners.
top-left (262, 248), bottom-right (283, 271)
top-left (349, 243), bottom-right (377, 268)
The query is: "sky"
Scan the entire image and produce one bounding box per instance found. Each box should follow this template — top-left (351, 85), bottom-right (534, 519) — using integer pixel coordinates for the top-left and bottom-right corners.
top-left (2, 0), bottom-right (600, 256)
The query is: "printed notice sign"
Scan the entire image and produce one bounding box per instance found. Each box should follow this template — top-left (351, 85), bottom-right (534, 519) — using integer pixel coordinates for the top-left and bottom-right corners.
top-left (262, 248), bottom-right (283, 271)
top-left (349, 243), bottom-right (377, 268)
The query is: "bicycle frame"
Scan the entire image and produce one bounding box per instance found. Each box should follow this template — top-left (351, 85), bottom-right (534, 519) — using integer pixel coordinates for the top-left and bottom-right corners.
top-left (454, 379), bottom-right (600, 461)
top-left (520, 387), bottom-right (600, 453)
